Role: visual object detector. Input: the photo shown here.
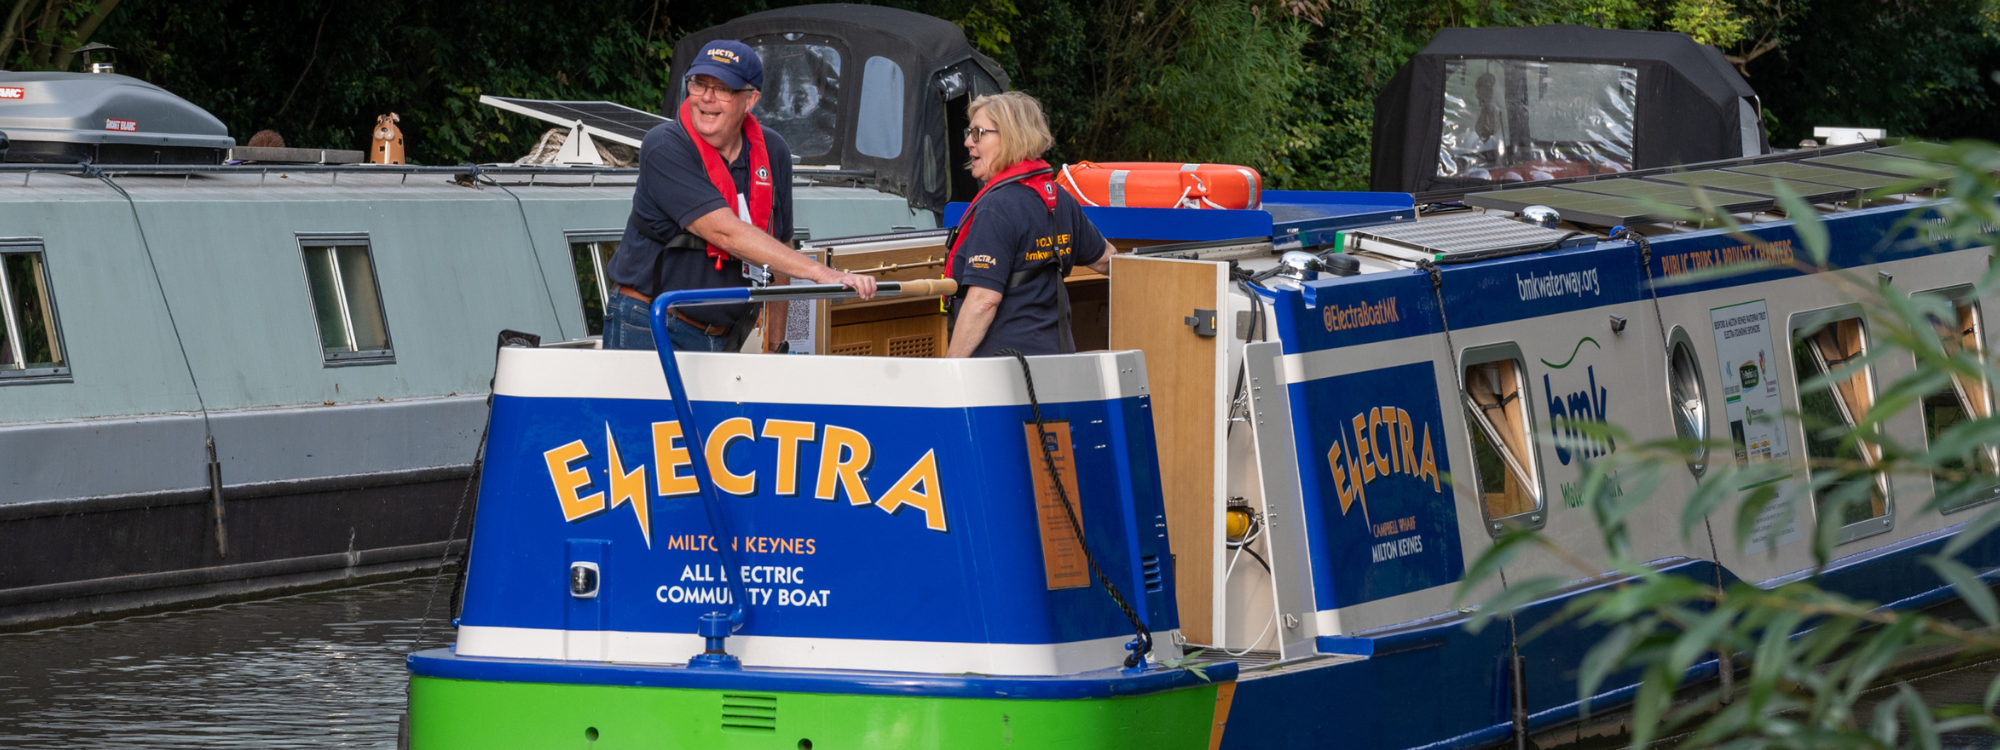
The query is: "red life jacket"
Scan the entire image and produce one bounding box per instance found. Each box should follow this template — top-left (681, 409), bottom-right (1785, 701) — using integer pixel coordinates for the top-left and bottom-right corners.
top-left (678, 97), bottom-right (774, 270)
top-left (945, 158), bottom-right (1058, 276)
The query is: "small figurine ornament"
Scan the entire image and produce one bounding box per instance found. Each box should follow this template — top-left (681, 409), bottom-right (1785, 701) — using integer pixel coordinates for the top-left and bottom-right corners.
top-left (371, 113), bottom-right (404, 165)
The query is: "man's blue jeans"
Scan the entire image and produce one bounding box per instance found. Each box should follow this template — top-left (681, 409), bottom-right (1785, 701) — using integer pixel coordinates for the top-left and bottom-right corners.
top-left (602, 293), bottom-right (732, 352)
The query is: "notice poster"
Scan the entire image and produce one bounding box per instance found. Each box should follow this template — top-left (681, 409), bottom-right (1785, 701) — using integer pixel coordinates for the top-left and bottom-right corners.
top-left (1024, 421), bottom-right (1090, 590)
top-left (1710, 300), bottom-right (1802, 550)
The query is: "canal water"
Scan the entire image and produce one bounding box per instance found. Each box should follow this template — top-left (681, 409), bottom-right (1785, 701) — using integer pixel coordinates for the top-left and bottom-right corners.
top-left (2, 574), bottom-right (1999, 748)
top-left (0, 576), bottom-right (454, 748)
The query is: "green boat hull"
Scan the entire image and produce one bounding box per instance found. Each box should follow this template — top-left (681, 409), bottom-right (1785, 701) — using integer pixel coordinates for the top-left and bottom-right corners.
top-left (408, 674), bottom-right (1231, 749)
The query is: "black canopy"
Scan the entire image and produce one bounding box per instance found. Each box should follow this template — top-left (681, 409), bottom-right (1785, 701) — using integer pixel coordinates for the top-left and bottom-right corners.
top-left (672, 4), bottom-right (1009, 213)
top-left (1370, 25), bottom-right (1766, 194)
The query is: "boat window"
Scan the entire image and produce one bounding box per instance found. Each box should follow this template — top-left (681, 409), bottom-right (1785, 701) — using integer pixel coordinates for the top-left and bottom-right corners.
top-left (1790, 311), bottom-right (1890, 537)
top-left (1462, 346), bottom-right (1544, 534)
top-left (855, 57), bottom-right (905, 159)
top-left (1918, 291), bottom-right (2000, 512)
top-left (1438, 59), bottom-right (1637, 183)
top-left (299, 237), bottom-right (393, 365)
top-left (568, 235), bottom-right (620, 337)
top-left (1665, 327), bottom-right (1709, 477)
top-left (750, 40), bottom-right (843, 162)
top-left (0, 244), bottom-right (68, 382)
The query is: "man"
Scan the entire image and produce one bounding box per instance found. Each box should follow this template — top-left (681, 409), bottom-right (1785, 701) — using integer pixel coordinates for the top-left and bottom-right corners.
top-left (603, 40), bottom-right (875, 351)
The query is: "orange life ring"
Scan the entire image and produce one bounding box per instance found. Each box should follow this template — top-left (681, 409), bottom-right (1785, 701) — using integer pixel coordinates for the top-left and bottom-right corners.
top-left (1055, 161), bottom-right (1262, 210)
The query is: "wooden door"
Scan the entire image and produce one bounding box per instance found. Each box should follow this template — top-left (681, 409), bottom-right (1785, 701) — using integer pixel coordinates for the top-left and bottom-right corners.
top-left (1109, 255), bottom-right (1228, 644)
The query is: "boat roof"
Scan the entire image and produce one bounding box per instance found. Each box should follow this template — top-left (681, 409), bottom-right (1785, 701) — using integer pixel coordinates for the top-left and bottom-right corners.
top-left (1028, 141), bottom-right (1947, 276)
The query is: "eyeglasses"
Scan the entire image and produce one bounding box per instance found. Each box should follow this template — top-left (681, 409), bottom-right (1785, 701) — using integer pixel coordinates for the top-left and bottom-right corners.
top-left (964, 125), bottom-right (1001, 140)
top-left (687, 77), bottom-right (749, 101)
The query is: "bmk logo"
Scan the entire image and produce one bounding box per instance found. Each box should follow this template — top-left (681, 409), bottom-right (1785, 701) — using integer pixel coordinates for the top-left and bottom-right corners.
top-left (1544, 366), bottom-right (1614, 464)
top-left (1538, 337), bottom-right (1617, 465)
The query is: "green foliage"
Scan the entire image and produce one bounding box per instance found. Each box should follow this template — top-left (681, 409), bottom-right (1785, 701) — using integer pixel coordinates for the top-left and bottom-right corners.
top-left (18, 0), bottom-right (1994, 184)
top-left (1746, 0), bottom-right (2000, 148)
top-left (1002, 0), bottom-right (1313, 181)
top-left (85, 0), bottom-right (686, 165)
top-left (1666, 0), bottom-right (1750, 47)
top-left (1458, 143), bottom-right (2000, 748)
top-left (1101, 0), bottom-right (1312, 174)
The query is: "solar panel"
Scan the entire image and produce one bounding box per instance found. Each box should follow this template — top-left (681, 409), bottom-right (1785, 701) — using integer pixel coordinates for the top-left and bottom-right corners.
top-left (1560, 178), bottom-right (1770, 214)
top-left (1640, 170), bottom-right (1854, 204)
top-left (1348, 213), bottom-right (1575, 257)
top-left (1463, 186), bottom-right (1677, 227)
top-left (479, 96), bottom-right (666, 147)
top-left (1805, 151), bottom-right (1936, 178)
top-left (1722, 162), bottom-right (1905, 192)
top-left (1870, 143), bottom-right (1948, 162)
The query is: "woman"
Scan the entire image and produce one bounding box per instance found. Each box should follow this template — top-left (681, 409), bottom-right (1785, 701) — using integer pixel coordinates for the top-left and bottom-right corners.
top-left (944, 92), bottom-right (1115, 358)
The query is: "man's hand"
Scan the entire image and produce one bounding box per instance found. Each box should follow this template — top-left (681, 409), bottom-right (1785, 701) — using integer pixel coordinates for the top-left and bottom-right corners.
top-left (823, 270), bottom-right (877, 299)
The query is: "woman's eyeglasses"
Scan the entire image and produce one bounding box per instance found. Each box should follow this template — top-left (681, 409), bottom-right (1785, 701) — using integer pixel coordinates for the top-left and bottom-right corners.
top-left (963, 126), bottom-right (1001, 140)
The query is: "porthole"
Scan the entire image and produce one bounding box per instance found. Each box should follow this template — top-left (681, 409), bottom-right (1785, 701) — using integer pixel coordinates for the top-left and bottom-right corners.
top-left (1665, 328), bottom-right (1708, 477)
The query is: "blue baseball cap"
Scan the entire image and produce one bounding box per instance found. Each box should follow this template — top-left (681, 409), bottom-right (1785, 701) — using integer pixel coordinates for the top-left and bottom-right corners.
top-left (686, 40), bottom-right (763, 91)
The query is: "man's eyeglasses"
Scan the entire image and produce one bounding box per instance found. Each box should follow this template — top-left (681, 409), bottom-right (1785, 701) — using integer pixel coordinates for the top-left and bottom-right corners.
top-left (687, 78), bottom-right (749, 100)
top-left (964, 125), bottom-right (1001, 140)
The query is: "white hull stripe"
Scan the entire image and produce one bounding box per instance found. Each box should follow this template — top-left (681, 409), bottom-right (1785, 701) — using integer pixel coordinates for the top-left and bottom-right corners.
top-left (456, 625), bottom-right (1166, 677)
top-left (492, 347), bottom-right (1149, 407)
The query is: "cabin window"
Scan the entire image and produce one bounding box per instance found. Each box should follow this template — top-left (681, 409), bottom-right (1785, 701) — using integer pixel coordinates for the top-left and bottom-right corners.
top-left (299, 236), bottom-right (392, 365)
top-left (1463, 346), bottom-right (1544, 534)
top-left (1437, 59), bottom-right (1638, 183)
top-left (855, 57), bottom-right (905, 159)
top-left (568, 235), bottom-right (620, 337)
top-left (1918, 291), bottom-right (2000, 512)
top-left (750, 41), bottom-right (843, 161)
top-left (0, 244), bottom-right (67, 381)
top-left (1665, 328), bottom-right (1710, 477)
top-left (1791, 311), bottom-right (1890, 538)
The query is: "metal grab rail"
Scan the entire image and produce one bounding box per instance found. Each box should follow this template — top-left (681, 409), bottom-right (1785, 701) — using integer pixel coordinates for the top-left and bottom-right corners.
top-left (644, 278), bottom-right (957, 667)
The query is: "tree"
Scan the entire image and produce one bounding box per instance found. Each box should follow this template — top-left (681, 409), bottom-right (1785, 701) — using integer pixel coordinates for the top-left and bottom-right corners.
top-left (0, 0), bottom-right (124, 70)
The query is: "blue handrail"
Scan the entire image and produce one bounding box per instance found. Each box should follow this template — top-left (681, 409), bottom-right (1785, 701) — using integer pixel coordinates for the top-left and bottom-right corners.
top-left (647, 288), bottom-right (759, 637)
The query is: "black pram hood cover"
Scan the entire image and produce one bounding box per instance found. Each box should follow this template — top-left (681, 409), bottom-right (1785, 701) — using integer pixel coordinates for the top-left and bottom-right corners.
top-left (672, 4), bottom-right (1009, 214)
top-left (1370, 25), bottom-right (1766, 194)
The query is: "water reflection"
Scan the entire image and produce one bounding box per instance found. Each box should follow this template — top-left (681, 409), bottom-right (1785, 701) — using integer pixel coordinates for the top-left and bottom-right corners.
top-left (0, 576), bottom-right (449, 749)
top-left (5, 574), bottom-right (2000, 748)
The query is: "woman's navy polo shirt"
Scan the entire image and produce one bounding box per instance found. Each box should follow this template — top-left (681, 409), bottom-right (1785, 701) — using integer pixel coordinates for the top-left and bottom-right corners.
top-left (949, 183), bottom-right (1106, 357)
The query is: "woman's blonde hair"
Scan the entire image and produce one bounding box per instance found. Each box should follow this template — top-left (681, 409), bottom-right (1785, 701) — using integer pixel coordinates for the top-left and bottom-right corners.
top-left (967, 91), bottom-right (1054, 173)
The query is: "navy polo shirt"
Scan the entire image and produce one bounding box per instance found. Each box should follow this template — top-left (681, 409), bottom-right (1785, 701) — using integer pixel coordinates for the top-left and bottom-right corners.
top-left (949, 184), bottom-right (1106, 357)
top-left (610, 120), bottom-right (793, 328)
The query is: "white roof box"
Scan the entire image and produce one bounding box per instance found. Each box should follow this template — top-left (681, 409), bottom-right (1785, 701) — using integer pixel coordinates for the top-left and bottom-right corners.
top-left (0, 71), bottom-right (233, 164)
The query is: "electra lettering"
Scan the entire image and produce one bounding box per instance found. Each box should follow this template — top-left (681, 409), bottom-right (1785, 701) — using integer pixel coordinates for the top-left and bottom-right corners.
top-left (544, 420), bottom-right (949, 543)
top-left (1325, 405), bottom-right (1442, 525)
